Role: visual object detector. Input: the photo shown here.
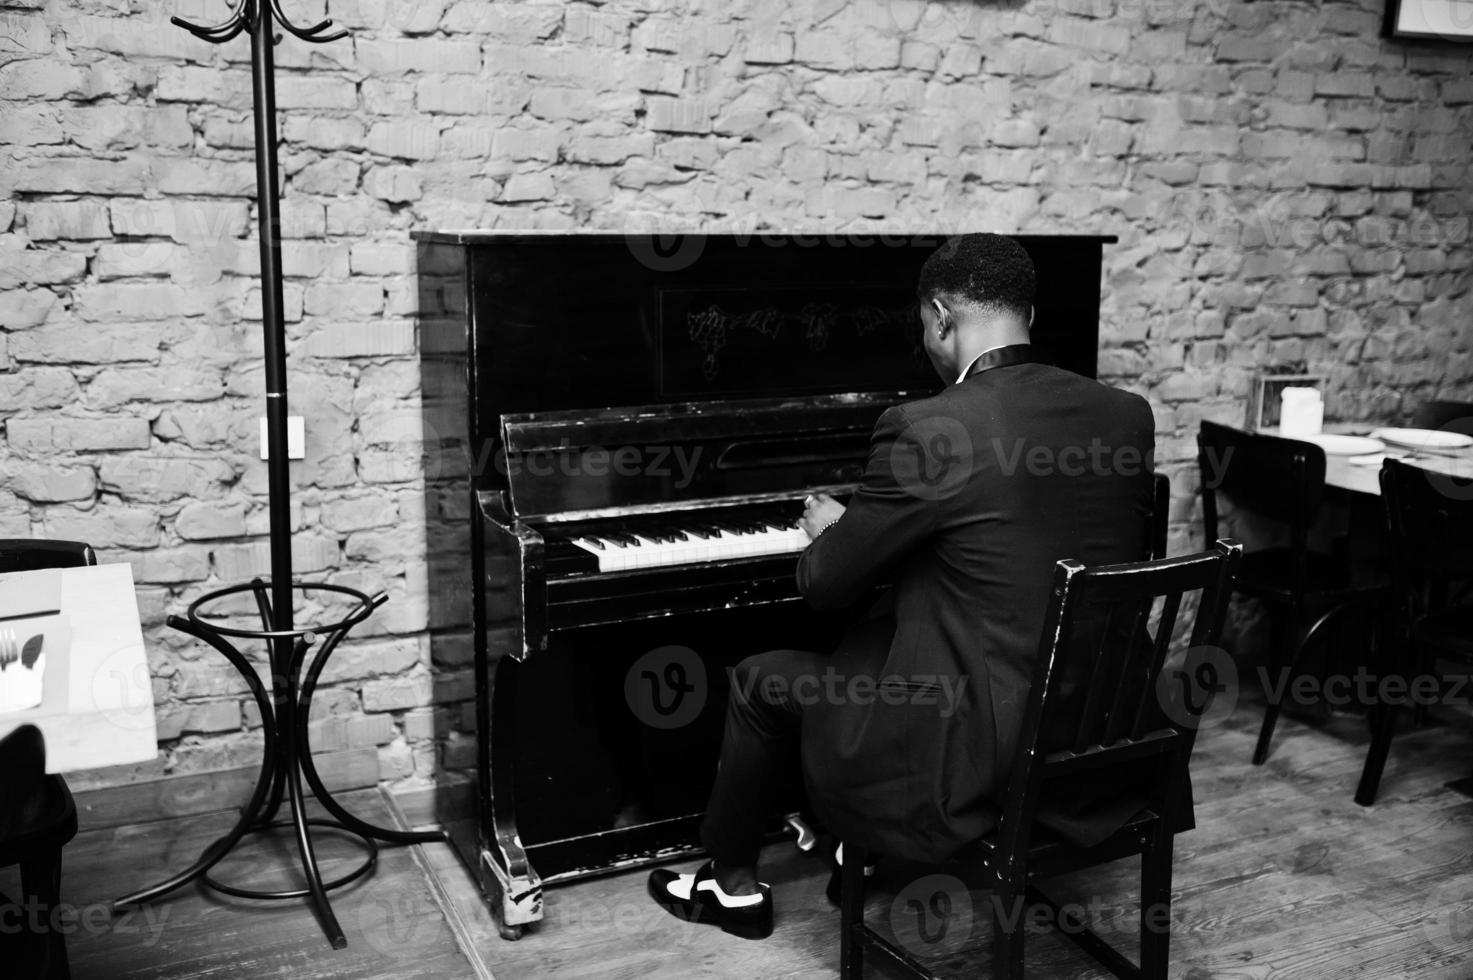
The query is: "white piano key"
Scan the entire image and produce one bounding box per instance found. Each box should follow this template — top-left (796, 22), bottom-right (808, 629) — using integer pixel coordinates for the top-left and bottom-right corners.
top-left (567, 507), bottom-right (812, 573)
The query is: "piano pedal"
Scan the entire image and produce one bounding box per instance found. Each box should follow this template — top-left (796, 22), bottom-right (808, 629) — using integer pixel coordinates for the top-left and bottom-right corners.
top-left (784, 811), bottom-right (817, 852)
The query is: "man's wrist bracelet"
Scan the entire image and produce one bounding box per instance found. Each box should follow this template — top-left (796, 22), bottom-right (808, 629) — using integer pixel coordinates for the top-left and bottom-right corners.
top-left (813, 517), bottom-right (840, 538)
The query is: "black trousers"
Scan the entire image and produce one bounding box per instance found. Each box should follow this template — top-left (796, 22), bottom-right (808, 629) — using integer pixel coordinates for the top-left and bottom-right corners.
top-left (699, 648), bottom-right (826, 869)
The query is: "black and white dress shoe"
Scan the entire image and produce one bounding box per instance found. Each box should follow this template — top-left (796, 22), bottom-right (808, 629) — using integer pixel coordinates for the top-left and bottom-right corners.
top-left (648, 861), bottom-right (774, 940)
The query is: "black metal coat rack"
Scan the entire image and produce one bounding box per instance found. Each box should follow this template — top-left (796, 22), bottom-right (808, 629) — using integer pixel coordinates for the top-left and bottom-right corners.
top-left (108, 0), bottom-right (442, 949)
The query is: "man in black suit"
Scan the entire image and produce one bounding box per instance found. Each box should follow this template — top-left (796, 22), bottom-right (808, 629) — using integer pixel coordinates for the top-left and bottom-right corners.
top-left (649, 234), bottom-right (1155, 940)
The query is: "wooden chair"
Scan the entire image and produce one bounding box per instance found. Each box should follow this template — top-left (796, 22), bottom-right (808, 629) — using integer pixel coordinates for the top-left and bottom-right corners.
top-left (1411, 399), bottom-right (1473, 433)
top-left (1149, 473), bottom-right (1170, 560)
top-left (839, 539), bottom-right (1242, 980)
top-left (1356, 459), bottom-right (1473, 805)
top-left (1196, 421), bottom-right (1385, 765)
top-left (0, 538), bottom-right (94, 980)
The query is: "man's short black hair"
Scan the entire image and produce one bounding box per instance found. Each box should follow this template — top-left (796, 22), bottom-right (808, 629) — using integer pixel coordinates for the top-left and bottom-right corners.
top-left (917, 234), bottom-right (1036, 319)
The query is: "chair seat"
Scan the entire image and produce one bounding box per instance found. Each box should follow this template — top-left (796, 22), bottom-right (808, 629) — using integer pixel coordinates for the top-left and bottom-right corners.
top-left (1414, 604), bottom-right (1473, 661)
top-left (976, 801), bottom-right (1157, 863)
top-left (1234, 548), bottom-right (1387, 604)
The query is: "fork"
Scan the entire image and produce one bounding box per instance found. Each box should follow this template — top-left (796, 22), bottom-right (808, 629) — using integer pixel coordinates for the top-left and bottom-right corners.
top-left (0, 627), bottom-right (16, 671)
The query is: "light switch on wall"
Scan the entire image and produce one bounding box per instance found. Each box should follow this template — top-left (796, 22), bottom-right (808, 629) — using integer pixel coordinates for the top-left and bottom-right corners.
top-left (259, 416), bottom-right (305, 460)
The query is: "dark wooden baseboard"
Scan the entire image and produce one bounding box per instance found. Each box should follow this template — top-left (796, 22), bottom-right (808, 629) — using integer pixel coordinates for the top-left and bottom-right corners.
top-left (71, 748), bottom-right (381, 829)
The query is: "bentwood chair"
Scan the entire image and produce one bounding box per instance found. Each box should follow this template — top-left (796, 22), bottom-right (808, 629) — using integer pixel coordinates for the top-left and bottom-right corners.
top-left (1196, 421), bottom-right (1386, 765)
top-left (839, 539), bottom-right (1242, 980)
top-left (0, 538), bottom-right (93, 980)
top-left (1356, 460), bottom-right (1473, 805)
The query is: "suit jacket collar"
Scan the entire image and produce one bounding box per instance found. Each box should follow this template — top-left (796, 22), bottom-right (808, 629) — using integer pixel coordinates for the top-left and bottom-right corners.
top-left (957, 344), bottom-right (1039, 383)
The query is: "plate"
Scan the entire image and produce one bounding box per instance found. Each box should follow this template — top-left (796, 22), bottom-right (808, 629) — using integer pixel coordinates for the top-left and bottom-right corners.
top-left (1296, 433), bottom-right (1386, 455)
top-left (1369, 427), bottom-right (1473, 452)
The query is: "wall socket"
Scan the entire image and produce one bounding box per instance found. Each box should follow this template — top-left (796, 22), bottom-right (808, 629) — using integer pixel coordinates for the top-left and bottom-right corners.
top-left (259, 416), bottom-right (306, 460)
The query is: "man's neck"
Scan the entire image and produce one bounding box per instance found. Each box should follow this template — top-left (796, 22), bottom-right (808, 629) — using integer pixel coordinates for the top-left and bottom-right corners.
top-left (953, 331), bottom-right (1031, 383)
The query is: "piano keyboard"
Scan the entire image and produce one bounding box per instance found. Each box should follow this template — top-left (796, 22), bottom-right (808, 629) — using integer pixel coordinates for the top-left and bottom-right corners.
top-left (563, 509), bottom-right (811, 573)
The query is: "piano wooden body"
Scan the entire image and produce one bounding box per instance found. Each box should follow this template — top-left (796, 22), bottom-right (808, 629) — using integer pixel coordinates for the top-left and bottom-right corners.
top-left (414, 231), bottom-right (1113, 938)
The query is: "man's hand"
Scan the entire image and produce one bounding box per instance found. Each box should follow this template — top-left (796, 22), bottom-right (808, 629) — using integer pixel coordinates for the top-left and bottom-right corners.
top-left (800, 492), bottom-right (846, 541)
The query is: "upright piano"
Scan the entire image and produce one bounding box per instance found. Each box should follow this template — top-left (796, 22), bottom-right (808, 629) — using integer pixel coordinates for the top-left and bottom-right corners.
top-left (414, 231), bottom-right (1114, 938)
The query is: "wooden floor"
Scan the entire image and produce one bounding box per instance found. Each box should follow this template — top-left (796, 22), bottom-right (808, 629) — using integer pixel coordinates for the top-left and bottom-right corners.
top-left (22, 697), bottom-right (1473, 980)
top-left (0, 791), bottom-right (478, 980)
top-left (435, 695), bottom-right (1473, 980)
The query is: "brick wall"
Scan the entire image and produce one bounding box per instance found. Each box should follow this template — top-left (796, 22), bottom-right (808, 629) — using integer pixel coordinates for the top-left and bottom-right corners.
top-left (1, 0), bottom-right (1470, 793)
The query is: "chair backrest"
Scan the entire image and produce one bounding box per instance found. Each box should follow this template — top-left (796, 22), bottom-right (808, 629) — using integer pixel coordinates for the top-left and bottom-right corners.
top-left (1149, 472), bottom-right (1170, 560)
top-left (998, 539), bottom-right (1242, 850)
top-left (1412, 399), bottom-right (1473, 433)
top-left (1197, 420), bottom-right (1325, 556)
top-left (0, 539), bottom-right (97, 573)
top-left (1380, 459), bottom-right (1473, 621)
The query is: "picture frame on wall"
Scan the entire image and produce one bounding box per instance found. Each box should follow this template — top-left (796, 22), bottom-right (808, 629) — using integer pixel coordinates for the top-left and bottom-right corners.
top-left (1385, 0), bottom-right (1473, 41)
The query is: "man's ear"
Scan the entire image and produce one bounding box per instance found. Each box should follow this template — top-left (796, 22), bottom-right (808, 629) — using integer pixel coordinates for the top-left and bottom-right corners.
top-left (932, 298), bottom-right (951, 336)
top-left (1028, 304), bottom-right (1035, 329)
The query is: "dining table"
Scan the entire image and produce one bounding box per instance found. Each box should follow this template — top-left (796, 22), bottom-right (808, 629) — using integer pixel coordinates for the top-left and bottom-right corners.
top-left (1279, 424), bottom-right (1473, 799)
top-left (0, 562), bottom-right (158, 774)
top-left (1264, 424), bottom-right (1473, 497)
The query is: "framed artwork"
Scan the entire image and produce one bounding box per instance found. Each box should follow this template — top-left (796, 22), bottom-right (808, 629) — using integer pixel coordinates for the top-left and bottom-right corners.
top-left (1385, 0), bottom-right (1473, 41)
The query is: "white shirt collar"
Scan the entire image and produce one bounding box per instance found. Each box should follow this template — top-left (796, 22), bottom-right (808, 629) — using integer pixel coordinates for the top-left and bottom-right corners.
top-left (955, 345), bottom-right (1007, 385)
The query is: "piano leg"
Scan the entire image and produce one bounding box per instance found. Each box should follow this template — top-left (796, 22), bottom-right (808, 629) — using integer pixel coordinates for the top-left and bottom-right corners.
top-left (480, 652), bottom-right (543, 940)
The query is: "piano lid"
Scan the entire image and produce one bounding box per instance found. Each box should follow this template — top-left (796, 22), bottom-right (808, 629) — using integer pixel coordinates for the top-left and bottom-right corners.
top-left (501, 391), bottom-right (915, 452)
top-left (415, 232), bottom-right (1115, 502)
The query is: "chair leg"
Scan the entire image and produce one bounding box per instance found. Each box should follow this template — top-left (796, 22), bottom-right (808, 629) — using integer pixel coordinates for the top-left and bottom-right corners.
top-left (991, 874), bottom-right (1025, 980)
top-left (1257, 601), bottom-right (1342, 766)
top-left (1252, 698), bottom-right (1283, 765)
top-left (1253, 604), bottom-right (1299, 765)
top-left (20, 853), bottom-right (70, 980)
top-left (839, 844), bottom-right (867, 980)
top-left (1356, 702), bottom-right (1398, 806)
top-left (1139, 834), bottom-right (1173, 980)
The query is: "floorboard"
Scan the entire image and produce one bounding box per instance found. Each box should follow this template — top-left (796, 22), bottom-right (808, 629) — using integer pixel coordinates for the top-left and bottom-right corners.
top-left (0, 791), bottom-right (478, 980)
top-left (19, 695), bottom-right (1473, 980)
top-left (430, 695), bottom-right (1473, 980)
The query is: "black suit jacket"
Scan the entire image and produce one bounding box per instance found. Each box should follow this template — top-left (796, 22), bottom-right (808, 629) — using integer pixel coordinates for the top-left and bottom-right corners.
top-left (796, 352), bottom-right (1156, 864)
